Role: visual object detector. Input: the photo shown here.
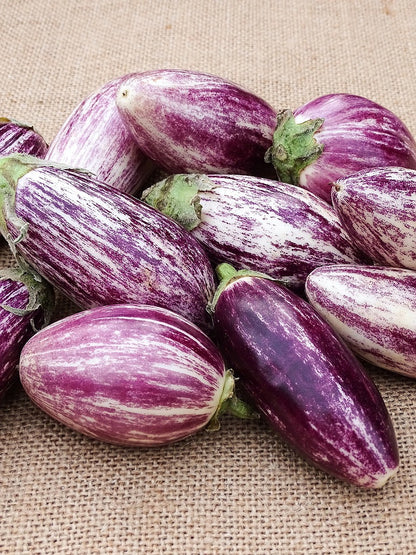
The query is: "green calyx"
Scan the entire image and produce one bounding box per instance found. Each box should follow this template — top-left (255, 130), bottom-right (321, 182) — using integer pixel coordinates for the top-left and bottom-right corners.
top-left (141, 173), bottom-right (215, 231)
top-left (207, 369), bottom-right (259, 431)
top-left (0, 265), bottom-right (55, 329)
top-left (264, 109), bottom-right (324, 184)
top-left (207, 263), bottom-right (277, 315)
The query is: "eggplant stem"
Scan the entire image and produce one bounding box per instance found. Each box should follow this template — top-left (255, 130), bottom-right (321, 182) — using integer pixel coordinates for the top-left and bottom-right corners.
top-left (264, 109), bottom-right (324, 184)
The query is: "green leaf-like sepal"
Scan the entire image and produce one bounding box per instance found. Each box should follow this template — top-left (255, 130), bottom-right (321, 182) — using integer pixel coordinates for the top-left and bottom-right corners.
top-left (265, 109), bottom-right (324, 184)
top-left (142, 173), bottom-right (216, 231)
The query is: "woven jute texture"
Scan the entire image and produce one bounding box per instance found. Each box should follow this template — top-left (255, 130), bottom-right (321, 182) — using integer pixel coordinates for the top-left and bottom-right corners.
top-left (1, 1), bottom-right (416, 553)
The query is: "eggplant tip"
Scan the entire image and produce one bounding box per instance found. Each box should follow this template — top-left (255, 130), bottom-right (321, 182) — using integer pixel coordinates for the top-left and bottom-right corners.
top-left (370, 464), bottom-right (399, 489)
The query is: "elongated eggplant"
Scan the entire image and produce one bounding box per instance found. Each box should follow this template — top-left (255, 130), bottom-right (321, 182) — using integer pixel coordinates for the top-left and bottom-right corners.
top-left (265, 94), bottom-right (416, 202)
top-left (0, 266), bottom-right (54, 400)
top-left (331, 166), bottom-right (416, 269)
top-left (19, 304), bottom-right (254, 446)
top-left (116, 69), bottom-right (277, 176)
top-left (46, 76), bottom-right (155, 195)
top-left (142, 173), bottom-right (367, 290)
top-left (0, 118), bottom-right (48, 157)
top-left (0, 154), bottom-right (215, 329)
top-left (209, 263), bottom-right (399, 488)
top-left (306, 264), bottom-right (416, 378)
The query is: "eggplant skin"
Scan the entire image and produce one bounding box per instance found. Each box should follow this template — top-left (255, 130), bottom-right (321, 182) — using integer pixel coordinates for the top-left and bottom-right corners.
top-left (1, 161), bottom-right (215, 330)
top-left (212, 274), bottom-right (399, 488)
top-left (46, 76), bottom-right (155, 195)
top-left (331, 166), bottom-right (416, 270)
top-left (306, 264), bottom-right (416, 378)
top-left (116, 69), bottom-right (277, 177)
top-left (0, 119), bottom-right (47, 158)
top-left (0, 277), bottom-right (47, 400)
top-left (19, 304), bottom-right (228, 446)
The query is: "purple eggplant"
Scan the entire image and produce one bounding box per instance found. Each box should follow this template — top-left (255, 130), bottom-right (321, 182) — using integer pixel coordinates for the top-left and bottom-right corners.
top-left (0, 154), bottom-right (215, 330)
top-left (19, 304), bottom-right (254, 446)
top-left (0, 266), bottom-right (54, 400)
top-left (265, 94), bottom-right (416, 203)
top-left (142, 173), bottom-right (367, 290)
top-left (46, 76), bottom-right (155, 195)
top-left (306, 264), bottom-right (416, 378)
top-left (332, 166), bottom-right (416, 269)
top-left (209, 263), bottom-right (399, 488)
top-left (0, 118), bottom-right (48, 157)
top-left (115, 69), bottom-right (277, 176)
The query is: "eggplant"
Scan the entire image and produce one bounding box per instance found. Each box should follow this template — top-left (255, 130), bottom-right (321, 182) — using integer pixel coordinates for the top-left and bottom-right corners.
top-left (46, 76), bottom-right (155, 195)
top-left (331, 166), bottom-right (416, 269)
top-left (0, 118), bottom-right (48, 157)
top-left (209, 263), bottom-right (399, 488)
top-left (265, 94), bottom-right (416, 202)
top-left (0, 266), bottom-right (54, 400)
top-left (19, 304), bottom-right (254, 446)
top-left (116, 69), bottom-right (277, 176)
top-left (0, 154), bottom-right (215, 330)
top-left (142, 173), bottom-right (367, 290)
top-left (306, 264), bottom-right (416, 378)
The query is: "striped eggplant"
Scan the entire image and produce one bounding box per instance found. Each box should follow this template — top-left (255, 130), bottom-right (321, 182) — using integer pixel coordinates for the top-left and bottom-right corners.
top-left (0, 118), bottom-right (48, 157)
top-left (142, 173), bottom-right (368, 290)
top-left (115, 69), bottom-right (277, 177)
top-left (209, 263), bottom-right (399, 488)
top-left (305, 264), bottom-right (416, 378)
top-left (46, 76), bottom-right (155, 195)
top-left (0, 154), bottom-right (215, 330)
top-left (0, 266), bottom-right (54, 400)
top-left (331, 166), bottom-right (416, 269)
top-left (19, 304), bottom-right (254, 446)
top-left (265, 94), bottom-right (416, 203)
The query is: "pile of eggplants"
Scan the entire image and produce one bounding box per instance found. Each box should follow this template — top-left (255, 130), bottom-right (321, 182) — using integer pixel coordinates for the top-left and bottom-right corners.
top-left (1, 68), bottom-right (416, 490)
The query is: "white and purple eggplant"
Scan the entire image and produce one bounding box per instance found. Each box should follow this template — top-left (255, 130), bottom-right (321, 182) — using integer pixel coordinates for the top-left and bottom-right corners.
top-left (116, 69), bottom-right (277, 177)
top-left (332, 166), bottom-right (416, 270)
top-left (209, 263), bottom-right (399, 488)
top-left (306, 264), bottom-right (416, 378)
top-left (0, 266), bottom-right (54, 400)
top-left (0, 154), bottom-right (216, 330)
top-left (142, 173), bottom-right (368, 290)
top-left (19, 304), bottom-right (254, 446)
top-left (265, 94), bottom-right (416, 203)
top-left (46, 76), bottom-right (155, 195)
top-left (0, 118), bottom-right (48, 157)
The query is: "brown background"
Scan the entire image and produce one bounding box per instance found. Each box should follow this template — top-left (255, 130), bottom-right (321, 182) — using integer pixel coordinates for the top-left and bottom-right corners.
top-left (1, 1), bottom-right (416, 553)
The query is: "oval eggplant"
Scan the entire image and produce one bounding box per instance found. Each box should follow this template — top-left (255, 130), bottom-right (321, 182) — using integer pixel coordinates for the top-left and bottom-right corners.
top-left (142, 173), bottom-right (367, 290)
top-left (265, 94), bottom-right (416, 203)
top-left (306, 264), bottom-right (416, 378)
top-left (0, 266), bottom-right (54, 400)
top-left (19, 304), bottom-right (250, 446)
top-left (209, 264), bottom-right (399, 488)
top-left (0, 118), bottom-right (48, 157)
top-left (0, 154), bottom-right (215, 330)
top-left (331, 166), bottom-right (416, 269)
top-left (46, 76), bottom-right (155, 195)
top-left (116, 69), bottom-right (277, 176)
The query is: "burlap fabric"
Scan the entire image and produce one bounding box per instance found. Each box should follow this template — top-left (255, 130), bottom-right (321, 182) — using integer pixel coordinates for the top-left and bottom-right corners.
top-left (1, 1), bottom-right (416, 553)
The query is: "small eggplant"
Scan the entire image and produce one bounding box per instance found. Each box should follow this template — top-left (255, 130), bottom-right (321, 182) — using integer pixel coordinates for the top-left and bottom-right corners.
top-left (116, 69), bottom-right (277, 176)
top-left (209, 263), bottom-right (399, 488)
top-left (142, 173), bottom-right (367, 290)
top-left (0, 266), bottom-right (54, 400)
top-left (331, 166), bottom-right (416, 269)
top-left (265, 94), bottom-right (416, 202)
top-left (0, 118), bottom-right (48, 157)
top-left (46, 76), bottom-right (155, 195)
top-left (19, 304), bottom-right (254, 446)
top-left (0, 154), bottom-right (215, 330)
top-left (306, 264), bottom-right (416, 378)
